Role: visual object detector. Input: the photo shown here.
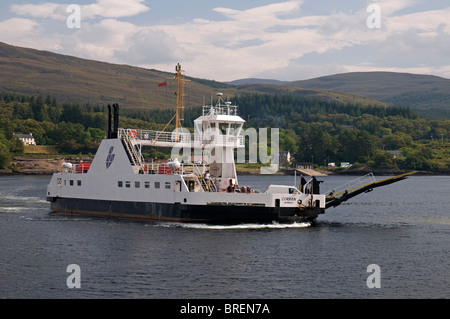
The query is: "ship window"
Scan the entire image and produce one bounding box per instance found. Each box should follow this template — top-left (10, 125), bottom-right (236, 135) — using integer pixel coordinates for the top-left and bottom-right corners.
top-left (77, 180), bottom-right (81, 186)
top-left (70, 180), bottom-right (74, 186)
top-left (155, 182), bottom-right (160, 189)
top-left (219, 123), bottom-right (228, 135)
top-left (135, 181), bottom-right (140, 188)
top-left (118, 181), bottom-right (123, 188)
top-left (165, 182), bottom-right (171, 189)
top-left (145, 181), bottom-right (150, 189)
top-left (229, 123), bottom-right (240, 135)
top-left (125, 181), bottom-right (130, 188)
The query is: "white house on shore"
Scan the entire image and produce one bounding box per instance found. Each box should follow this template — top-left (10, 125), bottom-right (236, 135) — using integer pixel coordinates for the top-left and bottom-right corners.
top-left (14, 133), bottom-right (36, 146)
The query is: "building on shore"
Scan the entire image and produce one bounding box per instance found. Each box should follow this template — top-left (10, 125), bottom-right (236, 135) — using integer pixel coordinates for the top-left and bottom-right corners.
top-left (14, 133), bottom-right (36, 146)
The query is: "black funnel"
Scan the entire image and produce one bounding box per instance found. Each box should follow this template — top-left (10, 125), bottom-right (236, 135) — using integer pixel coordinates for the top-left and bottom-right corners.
top-left (107, 104), bottom-right (112, 139)
top-left (112, 103), bottom-right (119, 138)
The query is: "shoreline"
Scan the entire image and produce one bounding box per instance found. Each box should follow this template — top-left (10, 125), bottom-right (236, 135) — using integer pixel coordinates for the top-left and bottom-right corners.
top-left (1, 156), bottom-right (448, 176)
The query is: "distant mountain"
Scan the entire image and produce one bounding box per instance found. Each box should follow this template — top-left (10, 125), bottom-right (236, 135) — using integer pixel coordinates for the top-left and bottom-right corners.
top-left (0, 42), bottom-right (391, 110)
top-left (2, 41), bottom-right (448, 118)
top-left (226, 78), bottom-right (289, 86)
top-left (0, 41), bottom-right (232, 109)
top-left (232, 83), bottom-right (390, 107)
top-left (290, 72), bottom-right (450, 118)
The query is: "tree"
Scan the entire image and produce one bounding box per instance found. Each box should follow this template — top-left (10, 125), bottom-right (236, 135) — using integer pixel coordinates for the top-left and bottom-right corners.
top-left (10, 137), bottom-right (24, 154)
top-left (371, 150), bottom-right (397, 169)
top-left (337, 129), bottom-right (375, 163)
top-left (0, 143), bottom-right (11, 169)
top-left (381, 132), bottom-right (412, 150)
top-left (279, 129), bottom-right (298, 154)
top-left (295, 123), bottom-right (336, 165)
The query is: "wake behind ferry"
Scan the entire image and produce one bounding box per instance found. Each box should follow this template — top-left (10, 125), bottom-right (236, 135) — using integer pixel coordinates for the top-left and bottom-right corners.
top-left (46, 64), bottom-right (414, 224)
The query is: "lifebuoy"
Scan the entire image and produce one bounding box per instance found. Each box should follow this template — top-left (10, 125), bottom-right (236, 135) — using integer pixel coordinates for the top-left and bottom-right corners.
top-left (129, 129), bottom-right (137, 138)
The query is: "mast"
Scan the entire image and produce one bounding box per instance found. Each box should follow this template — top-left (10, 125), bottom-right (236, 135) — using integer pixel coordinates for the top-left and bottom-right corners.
top-left (152, 63), bottom-right (189, 144)
top-left (175, 63), bottom-right (189, 141)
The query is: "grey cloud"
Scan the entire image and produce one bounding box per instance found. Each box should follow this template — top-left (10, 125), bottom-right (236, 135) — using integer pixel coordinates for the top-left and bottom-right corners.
top-left (114, 29), bottom-right (184, 65)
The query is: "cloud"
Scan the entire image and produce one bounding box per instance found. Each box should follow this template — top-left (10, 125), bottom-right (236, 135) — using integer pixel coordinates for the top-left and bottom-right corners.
top-left (64, 19), bottom-right (138, 62)
top-left (0, 17), bottom-right (39, 34)
top-left (10, 0), bottom-right (149, 20)
top-left (184, 0), bottom-right (450, 81)
top-left (3, 0), bottom-right (450, 82)
top-left (214, 1), bottom-right (303, 23)
top-left (0, 17), bottom-right (63, 51)
top-left (375, 0), bottom-right (417, 15)
top-left (81, 0), bottom-right (149, 19)
top-left (54, 19), bottom-right (184, 66)
top-left (114, 28), bottom-right (184, 64)
top-left (10, 3), bottom-right (67, 20)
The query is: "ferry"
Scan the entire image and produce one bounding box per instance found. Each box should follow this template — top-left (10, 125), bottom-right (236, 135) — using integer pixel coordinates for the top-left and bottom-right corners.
top-left (46, 64), bottom-right (414, 224)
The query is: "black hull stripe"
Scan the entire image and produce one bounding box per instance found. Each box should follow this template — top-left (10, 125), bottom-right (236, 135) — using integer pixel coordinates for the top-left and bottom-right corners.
top-left (48, 197), bottom-right (321, 223)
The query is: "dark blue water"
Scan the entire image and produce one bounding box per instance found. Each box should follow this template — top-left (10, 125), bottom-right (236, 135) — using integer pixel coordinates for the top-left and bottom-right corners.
top-left (0, 175), bottom-right (448, 299)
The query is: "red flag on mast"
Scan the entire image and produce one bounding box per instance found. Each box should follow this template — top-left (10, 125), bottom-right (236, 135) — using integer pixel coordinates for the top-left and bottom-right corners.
top-left (158, 81), bottom-right (167, 87)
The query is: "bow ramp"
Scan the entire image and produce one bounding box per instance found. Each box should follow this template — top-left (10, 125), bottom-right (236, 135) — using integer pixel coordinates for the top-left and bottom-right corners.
top-left (325, 171), bottom-right (416, 208)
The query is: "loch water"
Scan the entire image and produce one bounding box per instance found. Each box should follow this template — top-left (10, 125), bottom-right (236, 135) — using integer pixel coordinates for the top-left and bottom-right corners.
top-left (0, 175), bottom-right (448, 299)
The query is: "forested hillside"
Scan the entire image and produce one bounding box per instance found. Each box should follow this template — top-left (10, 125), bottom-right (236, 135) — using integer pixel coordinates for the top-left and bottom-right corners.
top-left (1, 92), bottom-right (449, 173)
top-left (233, 94), bottom-right (450, 172)
top-left (290, 72), bottom-right (450, 119)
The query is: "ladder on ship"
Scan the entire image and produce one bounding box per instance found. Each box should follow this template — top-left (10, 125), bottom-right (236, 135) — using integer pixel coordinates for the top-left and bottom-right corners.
top-left (198, 176), bottom-right (220, 192)
top-left (198, 177), bottom-right (212, 192)
top-left (121, 132), bottom-right (143, 167)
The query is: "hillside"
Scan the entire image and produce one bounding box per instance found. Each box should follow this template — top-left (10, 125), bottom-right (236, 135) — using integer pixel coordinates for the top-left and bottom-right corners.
top-left (0, 42), bottom-right (232, 109)
top-left (0, 42), bottom-right (388, 109)
top-left (226, 78), bottom-right (289, 86)
top-left (2, 42), bottom-right (449, 118)
top-left (290, 72), bottom-right (450, 118)
top-left (232, 83), bottom-right (390, 107)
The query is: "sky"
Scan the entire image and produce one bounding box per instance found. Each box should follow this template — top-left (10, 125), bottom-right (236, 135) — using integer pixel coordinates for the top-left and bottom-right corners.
top-left (1, 0), bottom-right (450, 82)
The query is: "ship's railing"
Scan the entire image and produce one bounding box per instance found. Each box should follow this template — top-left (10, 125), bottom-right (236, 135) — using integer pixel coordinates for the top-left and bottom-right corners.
top-left (133, 161), bottom-right (193, 175)
top-left (325, 173), bottom-right (377, 197)
top-left (123, 128), bottom-right (199, 144)
top-left (202, 104), bottom-right (238, 116)
top-left (61, 162), bottom-right (91, 174)
top-left (119, 128), bottom-right (244, 148)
